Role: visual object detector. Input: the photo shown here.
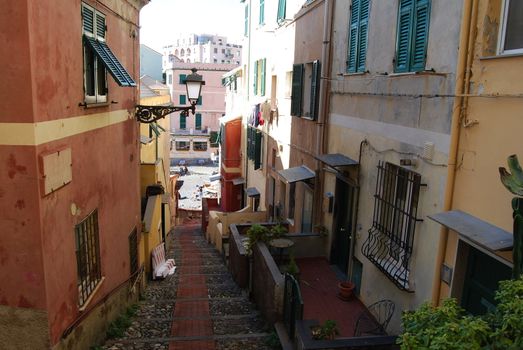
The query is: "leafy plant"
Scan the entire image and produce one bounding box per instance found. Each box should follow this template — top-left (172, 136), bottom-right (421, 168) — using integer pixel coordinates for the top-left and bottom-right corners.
top-left (311, 319), bottom-right (339, 340)
top-left (246, 224), bottom-right (270, 253)
top-left (398, 277), bottom-right (523, 349)
top-left (106, 304), bottom-right (139, 339)
top-left (264, 330), bottom-right (282, 349)
top-left (285, 254), bottom-right (299, 279)
top-left (270, 223), bottom-right (288, 239)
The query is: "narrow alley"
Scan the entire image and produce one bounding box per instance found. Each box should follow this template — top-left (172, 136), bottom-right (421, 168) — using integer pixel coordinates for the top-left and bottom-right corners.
top-left (101, 219), bottom-right (275, 350)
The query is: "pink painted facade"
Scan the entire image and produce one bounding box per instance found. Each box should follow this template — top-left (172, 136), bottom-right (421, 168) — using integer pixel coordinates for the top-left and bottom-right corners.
top-left (0, 0), bottom-right (146, 347)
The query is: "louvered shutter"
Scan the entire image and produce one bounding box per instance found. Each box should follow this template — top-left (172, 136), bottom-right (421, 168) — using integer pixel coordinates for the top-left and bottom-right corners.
top-left (247, 127), bottom-right (252, 160)
top-left (259, 0), bottom-right (265, 25)
top-left (180, 115), bottom-right (186, 129)
top-left (253, 60), bottom-right (258, 95)
top-left (195, 113), bottom-right (202, 130)
top-left (82, 6), bottom-right (94, 35)
top-left (310, 60), bottom-right (321, 120)
top-left (290, 64), bottom-right (304, 116)
top-left (95, 13), bottom-right (106, 40)
top-left (254, 130), bottom-right (263, 170)
top-left (261, 58), bottom-right (266, 96)
top-left (245, 5), bottom-right (249, 37)
top-left (277, 0), bottom-right (286, 24)
top-left (179, 95), bottom-right (186, 104)
top-left (179, 74), bottom-right (186, 84)
top-left (357, 0), bottom-right (370, 72)
top-left (410, 0), bottom-right (430, 71)
top-left (347, 0), bottom-right (359, 72)
top-left (395, 0), bottom-right (413, 72)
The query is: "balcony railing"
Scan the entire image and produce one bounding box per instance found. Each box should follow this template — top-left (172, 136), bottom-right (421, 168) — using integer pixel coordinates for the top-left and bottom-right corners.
top-left (172, 127), bottom-right (211, 136)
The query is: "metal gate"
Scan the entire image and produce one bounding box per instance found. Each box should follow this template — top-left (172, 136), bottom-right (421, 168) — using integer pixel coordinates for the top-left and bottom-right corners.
top-left (283, 273), bottom-right (303, 339)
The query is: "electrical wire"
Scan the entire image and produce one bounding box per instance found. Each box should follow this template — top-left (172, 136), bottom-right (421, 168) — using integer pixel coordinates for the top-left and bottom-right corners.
top-left (363, 139), bottom-right (448, 167)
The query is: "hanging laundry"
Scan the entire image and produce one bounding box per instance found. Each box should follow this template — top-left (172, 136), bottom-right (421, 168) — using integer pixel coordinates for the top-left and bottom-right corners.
top-left (260, 101), bottom-right (271, 126)
top-left (254, 103), bottom-right (261, 127)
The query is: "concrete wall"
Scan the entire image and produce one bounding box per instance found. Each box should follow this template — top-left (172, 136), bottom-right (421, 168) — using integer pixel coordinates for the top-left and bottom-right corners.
top-left (140, 44), bottom-right (163, 82)
top-left (327, 0), bottom-right (463, 333)
top-left (0, 0), bottom-right (144, 346)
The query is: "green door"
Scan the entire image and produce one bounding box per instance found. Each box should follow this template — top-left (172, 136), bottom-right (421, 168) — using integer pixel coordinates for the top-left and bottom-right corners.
top-left (461, 246), bottom-right (511, 315)
top-left (330, 177), bottom-right (355, 275)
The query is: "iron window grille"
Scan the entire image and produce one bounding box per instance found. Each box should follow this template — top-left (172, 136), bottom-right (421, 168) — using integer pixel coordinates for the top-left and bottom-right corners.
top-left (75, 209), bottom-right (102, 306)
top-left (362, 161), bottom-right (423, 291)
top-left (128, 228), bottom-right (138, 276)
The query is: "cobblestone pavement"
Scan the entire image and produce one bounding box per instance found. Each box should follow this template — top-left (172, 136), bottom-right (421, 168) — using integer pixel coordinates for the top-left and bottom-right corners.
top-left (102, 219), bottom-right (275, 350)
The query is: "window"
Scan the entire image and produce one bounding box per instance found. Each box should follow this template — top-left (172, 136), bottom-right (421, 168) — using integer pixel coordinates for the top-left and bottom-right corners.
top-left (179, 114), bottom-right (187, 129)
top-left (259, 0), bottom-right (265, 25)
top-left (361, 161), bottom-right (422, 291)
top-left (81, 3), bottom-right (135, 104)
top-left (222, 49), bottom-right (225, 54)
top-left (195, 113), bottom-right (202, 130)
top-left (214, 48), bottom-right (218, 54)
top-left (179, 74), bottom-right (186, 84)
top-left (347, 0), bottom-right (370, 73)
top-left (245, 5), bottom-right (249, 37)
top-left (175, 141), bottom-right (190, 151)
top-left (499, 0), bottom-right (523, 54)
top-left (277, 0), bottom-right (287, 25)
top-left (168, 74), bottom-right (173, 84)
top-left (394, 0), bottom-right (431, 73)
top-left (179, 95), bottom-right (186, 104)
top-left (290, 61), bottom-right (321, 119)
top-left (75, 210), bottom-right (102, 306)
top-left (253, 58), bottom-right (266, 96)
top-left (246, 126), bottom-right (263, 170)
top-left (196, 96), bottom-right (202, 106)
top-left (193, 141), bottom-right (208, 151)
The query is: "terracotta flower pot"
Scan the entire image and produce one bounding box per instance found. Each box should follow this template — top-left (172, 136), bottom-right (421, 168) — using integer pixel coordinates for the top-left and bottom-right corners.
top-left (338, 281), bottom-right (355, 301)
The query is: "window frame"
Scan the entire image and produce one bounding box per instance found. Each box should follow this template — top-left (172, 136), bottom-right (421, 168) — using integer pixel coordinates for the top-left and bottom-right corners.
top-left (193, 141), bottom-right (208, 152)
top-left (290, 61), bottom-right (320, 120)
top-left (175, 140), bottom-right (190, 151)
top-left (498, 0), bottom-right (523, 55)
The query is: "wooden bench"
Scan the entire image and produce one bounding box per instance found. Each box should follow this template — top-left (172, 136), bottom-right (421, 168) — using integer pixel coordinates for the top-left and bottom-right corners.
top-left (151, 243), bottom-right (176, 280)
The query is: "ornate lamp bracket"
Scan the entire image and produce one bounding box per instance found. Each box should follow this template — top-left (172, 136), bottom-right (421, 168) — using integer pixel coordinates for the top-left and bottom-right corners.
top-left (135, 105), bottom-right (195, 124)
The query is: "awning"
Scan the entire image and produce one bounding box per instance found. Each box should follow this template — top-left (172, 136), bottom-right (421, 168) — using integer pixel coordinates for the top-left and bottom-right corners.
top-left (318, 153), bottom-right (358, 167)
top-left (245, 187), bottom-right (260, 197)
top-left (232, 177), bottom-right (245, 185)
top-left (278, 165), bottom-right (315, 183)
top-left (209, 174), bottom-right (221, 182)
top-left (140, 135), bottom-right (153, 144)
top-left (429, 210), bottom-right (513, 251)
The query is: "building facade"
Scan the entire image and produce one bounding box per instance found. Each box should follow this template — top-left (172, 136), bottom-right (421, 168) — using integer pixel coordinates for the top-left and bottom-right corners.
top-left (162, 33), bottom-right (242, 67)
top-left (0, 0), bottom-right (147, 348)
top-left (140, 44), bottom-right (163, 82)
top-left (165, 62), bottom-right (237, 165)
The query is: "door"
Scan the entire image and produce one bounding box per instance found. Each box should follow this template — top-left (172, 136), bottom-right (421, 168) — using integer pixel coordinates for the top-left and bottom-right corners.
top-left (330, 177), bottom-right (355, 275)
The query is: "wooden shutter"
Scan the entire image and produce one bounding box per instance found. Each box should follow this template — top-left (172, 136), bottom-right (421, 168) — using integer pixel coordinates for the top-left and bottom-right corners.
top-left (277, 0), bottom-right (286, 24)
top-left (310, 60), bottom-right (321, 120)
top-left (357, 0), bottom-right (370, 72)
top-left (95, 13), bottom-right (106, 40)
top-left (179, 74), bottom-right (186, 84)
top-left (195, 113), bottom-right (202, 130)
top-left (259, 0), bottom-right (265, 25)
top-left (290, 64), bottom-right (304, 116)
top-left (261, 58), bottom-right (266, 96)
top-left (254, 130), bottom-right (263, 170)
top-left (180, 115), bottom-right (186, 129)
top-left (197, 96), bottom-right (202, 105)
top-left (395, 0), bottom-right (414, 72)
top-left (410, 0), bottom-right (430, 71)
top-left (245, 5), bottom-right (249, 37)
top-left (82, 5), bottom-right (94, 35)
top-left (179, 95), bottom-right (186, 104)
top-left (347, 0), bottom-right (359, 72)
top-left (253, 60), bottom-right (259, 95)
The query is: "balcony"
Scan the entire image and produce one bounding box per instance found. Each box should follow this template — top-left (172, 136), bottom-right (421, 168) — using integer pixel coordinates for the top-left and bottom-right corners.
top-left (171, 127), bottom-right (211, 136)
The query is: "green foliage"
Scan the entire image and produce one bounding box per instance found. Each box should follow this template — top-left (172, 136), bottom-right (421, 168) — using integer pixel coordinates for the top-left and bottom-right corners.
top-left (311, 319), bottom-right (339, 340)
top-left (314, 224), bottom-right (329, 236)
top-left (285, 255), bottom-right (299, 279)
top-left (246, 224), bottom-right (270, 253)
top-left (270, 223), bottom-right (288, 239)
top-left (106, 304), bottom-right (139, 340)
top-left (399, 278), bottom-right (523, 350)
top-left (499, 155), bottom-right (523, 196)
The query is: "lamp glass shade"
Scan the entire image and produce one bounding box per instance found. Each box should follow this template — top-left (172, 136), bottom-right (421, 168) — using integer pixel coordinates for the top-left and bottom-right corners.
top-left (186, 80), bottom-right (202, 104)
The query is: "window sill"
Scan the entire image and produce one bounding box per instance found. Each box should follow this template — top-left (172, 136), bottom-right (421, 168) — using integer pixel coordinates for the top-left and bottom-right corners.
top-left (387, 70), bottom-right (447, 77)
top-left (78, 276), bottom-right (105, 312)
top-left (342, 71), bottom-right (368, 77)
top-left (82, 102), bottom-right (110, 109)
top-left (480, 52), bottom-right (523, 60)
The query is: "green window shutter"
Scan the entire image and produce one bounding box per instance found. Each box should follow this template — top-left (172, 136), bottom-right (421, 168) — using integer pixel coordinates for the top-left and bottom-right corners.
top-left (179, 95), bottom-right (186, 104)
top-left (179, 114), bottom-right (186, 129)
top-left (254, 130), bottom-right (263, 170)
top-left (195, 113), bottom-right (202, 130)
top-left (277, 0), bottom-right (286, 24)
top-left (179, 74), bottom-right (186, 84)
top-left (347, 0), bottom-right (370, 73)
top-left (253, 60), bottom-right (259, 95)
top-left (245, 5), bottom-right (249, 37)
top-left (410, 0), bottom-right (430, 71)
top-left (357, 0), bottom-right (370, 72)
top-left (197, 96), bottom-right (202, 105)
top-left (247, 127), bottom-right (253, 160)
top-left (347, 0), bottom-right (359, 73)
top-left (259, 0), bottom-right (265, 25)
top-left (290, 64), bottom-right (304, 116)
top-left (310, 60), bottom-right (321, 120)
top-left (82, 5), bottom-right (94, 34)
top-left (395, 0), bottom-right (414, 72)
top-left (95, 13), bottom-right (106, 40)
top-left (260, 58), bottom-right (266, 96)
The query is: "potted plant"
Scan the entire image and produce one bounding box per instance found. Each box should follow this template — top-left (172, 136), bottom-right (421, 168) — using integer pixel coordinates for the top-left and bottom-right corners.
top-left (314, 224), bottom-right (329, 237)
top-left (338, 280), bottom-right (355, 301)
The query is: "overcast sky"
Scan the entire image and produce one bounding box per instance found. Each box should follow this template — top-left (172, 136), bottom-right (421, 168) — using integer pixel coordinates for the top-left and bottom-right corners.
top-left (140, 0), bottom-right (245, 52)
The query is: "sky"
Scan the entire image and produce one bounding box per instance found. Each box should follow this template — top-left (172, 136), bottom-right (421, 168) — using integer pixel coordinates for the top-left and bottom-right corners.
top-left (140, 0), bottom-right (245, 52)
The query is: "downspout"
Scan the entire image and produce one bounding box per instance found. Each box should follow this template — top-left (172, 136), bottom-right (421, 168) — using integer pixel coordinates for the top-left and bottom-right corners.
top-left (315, 0), bottom-right (334, 225)
top-left (431, 0), bottom-right (478, 306)
top-left (244, 0), bottom-right (252, 206)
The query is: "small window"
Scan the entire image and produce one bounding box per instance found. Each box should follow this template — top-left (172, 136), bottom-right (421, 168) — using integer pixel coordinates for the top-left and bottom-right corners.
top-left (214, 48), bottom-right (218, 53)
top-left (193, 141), bottom-right (208, 151)
top-left (179, 114), bottom-right (186, 129)
top-left (499, 0), bottom-right (523, 54)
top-left (75, 210), bottom-right (102, 306)
top-left (176, 141), bottom-right (190, 151)
top-left (195, 113), bottom-right (202, 130)
top-left (179, 95), bottom-right (186, 105)
top-left (179, 74), bottom-right (186, 84)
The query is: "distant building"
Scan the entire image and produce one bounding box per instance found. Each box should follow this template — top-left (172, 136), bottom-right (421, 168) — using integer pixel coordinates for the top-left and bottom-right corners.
top-left (140, 44), bottom-right (163, 82)
top-left (162, 34), bottom-right (242, 68)
top-left (164, 62), bottom-right (238, 165)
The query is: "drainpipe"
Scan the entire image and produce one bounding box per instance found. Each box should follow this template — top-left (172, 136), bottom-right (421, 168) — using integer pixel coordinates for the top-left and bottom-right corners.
top-left (431, 0), bottom-right (478, 306)
top-left (315, 0), bottom-right (334, 226)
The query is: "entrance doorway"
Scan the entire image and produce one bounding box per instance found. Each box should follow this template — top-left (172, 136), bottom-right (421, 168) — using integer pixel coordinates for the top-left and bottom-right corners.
top-left (330, 176), bottom-right (356, 275)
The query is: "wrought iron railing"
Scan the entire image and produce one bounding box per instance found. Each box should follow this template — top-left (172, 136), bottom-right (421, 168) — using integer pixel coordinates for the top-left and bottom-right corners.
top-left (283, 273), bottom-right (304, 339)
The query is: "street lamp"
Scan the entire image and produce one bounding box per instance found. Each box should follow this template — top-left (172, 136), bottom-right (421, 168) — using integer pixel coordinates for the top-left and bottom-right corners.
top-left (136, 68), bottom-right (205, 124)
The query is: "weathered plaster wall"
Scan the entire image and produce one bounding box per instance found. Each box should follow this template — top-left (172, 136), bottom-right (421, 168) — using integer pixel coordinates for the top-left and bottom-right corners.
top-left (0, 306), bottom-right (49, 350)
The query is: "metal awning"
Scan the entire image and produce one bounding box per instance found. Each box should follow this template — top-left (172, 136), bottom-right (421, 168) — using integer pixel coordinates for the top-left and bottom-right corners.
top-left (318, 153), bottom-right (359, 167)
top-left (278, 165), bottom-right (315, 183)
top-left (232, 177), bottom-right (245, 185)
top-left (429, 210), bottom-right (513, 251)
top-left (245, 187), bottom-right (260, 197)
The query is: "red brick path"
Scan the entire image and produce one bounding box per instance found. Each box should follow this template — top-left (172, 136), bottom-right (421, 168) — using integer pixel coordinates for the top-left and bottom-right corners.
top-left (169, 223), bottom-right (216, 350)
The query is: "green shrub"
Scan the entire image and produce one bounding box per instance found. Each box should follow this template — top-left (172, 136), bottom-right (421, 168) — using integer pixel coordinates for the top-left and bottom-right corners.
top-left (270, 223), bottom-right (288, 239)
top-left (311, 319), bottom-right (339, 340)
top-left (106, 304), bottom-right (138, 340)
top-left (246, 224), bottom-right (270, 253)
